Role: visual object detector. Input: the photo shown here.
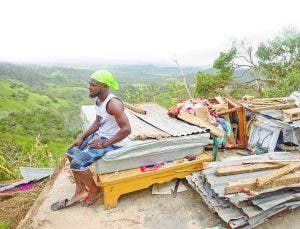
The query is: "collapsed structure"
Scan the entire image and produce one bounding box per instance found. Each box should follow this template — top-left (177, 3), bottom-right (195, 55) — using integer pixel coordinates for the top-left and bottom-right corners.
top-left (79, 91), bottom-right (300, 226)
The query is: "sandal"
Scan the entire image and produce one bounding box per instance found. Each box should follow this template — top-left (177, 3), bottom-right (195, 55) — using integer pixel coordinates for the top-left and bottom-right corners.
top-left (81, 193), bottom-right (103, 207)
top-left (51, 199), bottom-right (80, 211)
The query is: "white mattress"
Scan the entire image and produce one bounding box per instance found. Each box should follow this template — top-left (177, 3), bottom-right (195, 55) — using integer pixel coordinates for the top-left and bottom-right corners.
top-left (95, 133), bottom-right (210, 173)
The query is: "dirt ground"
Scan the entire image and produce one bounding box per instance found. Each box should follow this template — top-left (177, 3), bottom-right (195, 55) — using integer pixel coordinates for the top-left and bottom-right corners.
top-left (0, 158), bottom-right (66, 229)
top-left (0, 180), bottom-right (47, 228)
top-left (2, 150), bottom-right (300, 228)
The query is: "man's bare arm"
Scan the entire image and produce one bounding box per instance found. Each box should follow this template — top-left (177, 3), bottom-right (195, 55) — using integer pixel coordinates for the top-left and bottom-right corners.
top-left (103, 98), bottom-right (131, 147)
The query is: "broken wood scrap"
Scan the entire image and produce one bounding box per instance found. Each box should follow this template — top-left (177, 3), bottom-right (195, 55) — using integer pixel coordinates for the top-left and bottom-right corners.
top-left (243, 159), bottom-right (300, 165)
top-left (211, 103), bottom-right (228, 112)
top-left (253, 97), bottom-right (294, 102)
top-left (214, 96), bottom-right (226, 104)
top-left (0, 192), bottom-right (17, 200)
top-left (225, 172), bottom-right (300, 194)
top-left (194, 108), bottom-right (210, 123)
top-left (177, 111), bottom-right (225, 137)
top-left (131, 132), bottom-right (170, 140)
top-left (215, 163), bottom-right (286, 176)
top-left (252, 101), bottom-right (282, 105)
top-left (256, 162), bottom-right (300, 187)
top-left (242, 95), bottom-right (255, 103)
top-left (124, 102), bottom-right (147, 114)
top-left (282, 107), bottom-right (300, 122)
top-left (250, 103), bottom-right (296, 112)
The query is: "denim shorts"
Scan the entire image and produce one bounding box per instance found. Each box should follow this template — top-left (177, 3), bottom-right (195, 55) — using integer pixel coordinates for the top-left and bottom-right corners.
top-left (66, 133), bottom-right (120, 171)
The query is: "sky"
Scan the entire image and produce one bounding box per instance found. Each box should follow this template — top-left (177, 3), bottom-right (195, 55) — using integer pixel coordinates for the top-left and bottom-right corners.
top-left (0, 0), bottom-right (300, 67)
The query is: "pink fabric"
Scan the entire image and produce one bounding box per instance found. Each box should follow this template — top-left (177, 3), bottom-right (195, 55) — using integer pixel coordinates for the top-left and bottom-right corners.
top-left (0, 182), bottom-right (34, 193)
top-left (168, 98), bottom-right (218, 120)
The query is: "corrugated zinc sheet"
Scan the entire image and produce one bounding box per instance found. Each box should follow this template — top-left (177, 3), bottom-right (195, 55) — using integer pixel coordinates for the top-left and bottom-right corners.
top-left (202, 152), bottom-right (300, 203)
top-left (124, 110), bottom-right (171, 139)
top-left (187, 152), bottom-right (300, 228)
top-left (0, 167), bottom-right (54, 192)
top-left (129, 103), bottom-right (207, 136)
top-left (81, 105), bottom-right (171, 140)
top-left (188, 171), bottom-right (300, 228)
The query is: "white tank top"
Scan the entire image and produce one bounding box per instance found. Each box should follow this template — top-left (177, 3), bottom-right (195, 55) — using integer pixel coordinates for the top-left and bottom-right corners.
top-left (95, 93), bottom-right (124, 147)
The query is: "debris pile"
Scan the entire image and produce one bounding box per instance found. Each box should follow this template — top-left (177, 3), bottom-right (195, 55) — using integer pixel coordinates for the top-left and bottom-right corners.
top-left (187, 152), bottom-right (300, 228)
top-left (242, 92), bottom-right (300, 153)
top-left (242, 95), bottom-right (296, 112)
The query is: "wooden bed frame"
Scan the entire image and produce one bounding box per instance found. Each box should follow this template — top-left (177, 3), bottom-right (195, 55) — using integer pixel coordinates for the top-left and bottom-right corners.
top-left (96, 151), bottom-right (213, 209)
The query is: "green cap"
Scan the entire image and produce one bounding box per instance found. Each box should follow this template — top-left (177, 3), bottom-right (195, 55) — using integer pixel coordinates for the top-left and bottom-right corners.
top-left (91, 70), bottom-right (119, 90)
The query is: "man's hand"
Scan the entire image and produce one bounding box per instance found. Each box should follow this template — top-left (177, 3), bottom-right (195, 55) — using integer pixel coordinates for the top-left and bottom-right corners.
top-left (68, 137), bottom-right (84, 149)
top-left (88, 140), bottom-right (107, 149)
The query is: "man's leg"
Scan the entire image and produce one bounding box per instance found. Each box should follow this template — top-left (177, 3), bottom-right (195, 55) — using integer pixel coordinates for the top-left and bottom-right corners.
top-left (73, 169), bottom-right (101, 200)
top-left (67, 156), bottom-right (88, 202)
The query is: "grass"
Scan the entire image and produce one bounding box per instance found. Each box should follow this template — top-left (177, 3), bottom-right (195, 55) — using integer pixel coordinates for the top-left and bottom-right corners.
top-left (0, 78), bottom-right (68, 113)
top-left (0, 133), bottom-right (67, 180)
top-left (0, 220), bottom-right (9, 229)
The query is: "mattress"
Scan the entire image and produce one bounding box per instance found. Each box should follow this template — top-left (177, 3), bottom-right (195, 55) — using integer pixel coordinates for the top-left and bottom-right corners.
top-left (95, 133), bottom-right (210, 173)
top-left (80, 104), bottom-right (210, 174)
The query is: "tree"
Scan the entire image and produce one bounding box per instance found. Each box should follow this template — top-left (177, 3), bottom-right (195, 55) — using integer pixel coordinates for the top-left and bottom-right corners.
top-left (194, 27), bottom-right (300, 98)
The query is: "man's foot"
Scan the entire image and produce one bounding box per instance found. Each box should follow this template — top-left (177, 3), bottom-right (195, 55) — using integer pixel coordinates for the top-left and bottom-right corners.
top-left (81, 192), bottom-right (103, 207)
top-left (68, 191), bottom-right (89, 205)
top-left (51, 198), bottom-right (80, 211)
top-left (51, 191), bottom-right (88, 211)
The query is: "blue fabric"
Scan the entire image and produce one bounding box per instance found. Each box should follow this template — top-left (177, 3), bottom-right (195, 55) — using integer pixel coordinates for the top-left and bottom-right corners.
top-left (66, 133), bottom-right (120, 171)
top-left (216, 118), bottom-right (231, 137)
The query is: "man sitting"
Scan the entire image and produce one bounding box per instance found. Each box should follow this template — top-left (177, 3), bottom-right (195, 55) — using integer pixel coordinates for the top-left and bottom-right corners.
top-left (51, 70), bottom-right (131, 210)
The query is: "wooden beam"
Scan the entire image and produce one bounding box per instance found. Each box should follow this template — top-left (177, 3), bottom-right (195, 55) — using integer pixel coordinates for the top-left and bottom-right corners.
top-left (256, 162), bottom-right (300, 187)
top-left (177, 111), bottom-right (225, 137)
top-left (225, 172), bottom-right (300, 194)
top-left (214, 96), bottom-right (226, 104)
top-left (124, 102), bottom-right (147, 114)
top-left (253, 97), bottom-right (294, 102)
top-left (250, 103), bottom-right (296, 112)
top-left (283, 107), bottom-right (300, 122)
top-left (216, 163), bottom-right (286, 176)
top-left (243, 159), bottom-right (300, 165)
top-left (0, 192), bottom-right (16, 200)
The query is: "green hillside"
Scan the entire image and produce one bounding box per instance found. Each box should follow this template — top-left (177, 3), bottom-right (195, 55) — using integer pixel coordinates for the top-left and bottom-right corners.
top-left (0, 78), bottom-right (68, 114)
top-left (0, 62), bottom-right (193, 181)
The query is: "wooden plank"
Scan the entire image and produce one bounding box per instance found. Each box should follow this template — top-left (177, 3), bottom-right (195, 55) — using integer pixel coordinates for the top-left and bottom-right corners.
top-left (211, 104), bottom-right (228, 112)
top-left (250, 103), bottom-right (296, 112)
top-left (194, 108), bottom-right (210, 123)
top-left (99, 152), bottom-right (212, 185)
top-left (256, 162), bottom-right (300, 187)
top-left (283, 107), bottom-right (300, 114)
top-left (124, 102), bottom-right (147, 114)
top-left (243, 159), bottom-right (300, 165)
top-left (98, 152), bottom-right (213, 209)
top-left (252, 101), bottom-right (281, 105)
top-left (214, 96), bottom-right (226, 104)
top-left (177, 111), bottom-right (225, 137)
top-left (216, 163), bottom-right (286, 176)
top-left (253, 97), bottom-right (294, 102)
top-left (0, 192), bottom-right (16, 200)
top-left (225, 172), bottom-right (300, 194)
top-left (283, 107), bottom-right (300, 122)
top-left (242, 95), bottom-right (255, 102)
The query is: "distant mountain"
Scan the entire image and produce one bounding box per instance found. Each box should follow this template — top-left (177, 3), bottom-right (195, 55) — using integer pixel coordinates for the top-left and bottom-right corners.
top-left (0, 62), bottom-right (205, 86)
